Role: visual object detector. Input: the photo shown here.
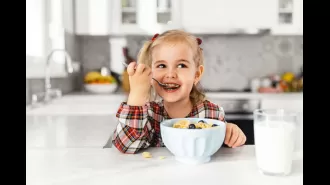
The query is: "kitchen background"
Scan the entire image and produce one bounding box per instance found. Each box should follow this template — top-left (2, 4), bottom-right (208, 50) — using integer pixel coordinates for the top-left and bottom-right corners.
top-left (26, 0), bottom-right (303, 105)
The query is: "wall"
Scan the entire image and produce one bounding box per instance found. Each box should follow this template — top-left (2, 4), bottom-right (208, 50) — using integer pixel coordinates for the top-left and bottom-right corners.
top-left (78, 35), bottom-right (110, 75)
top-left (125, 34), bottom-right (303, 90)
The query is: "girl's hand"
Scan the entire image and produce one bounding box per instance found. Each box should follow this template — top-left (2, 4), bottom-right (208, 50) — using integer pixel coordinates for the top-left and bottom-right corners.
top-left (224, 123), bottom-right (246, 148)
top-left (127, 62), bottom-right (152, 106)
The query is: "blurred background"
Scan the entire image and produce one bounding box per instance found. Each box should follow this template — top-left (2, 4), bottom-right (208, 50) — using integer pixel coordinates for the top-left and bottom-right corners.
top-left (26, 0), bottom-right (303, 105)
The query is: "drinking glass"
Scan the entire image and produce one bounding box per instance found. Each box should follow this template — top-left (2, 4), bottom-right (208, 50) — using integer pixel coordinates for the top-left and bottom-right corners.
top-left (253, 109), bottom-right (298, 176)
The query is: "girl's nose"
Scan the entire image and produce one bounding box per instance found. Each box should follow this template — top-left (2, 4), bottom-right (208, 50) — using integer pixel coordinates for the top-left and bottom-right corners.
top-left (165, 68), bottom-right (177, 79)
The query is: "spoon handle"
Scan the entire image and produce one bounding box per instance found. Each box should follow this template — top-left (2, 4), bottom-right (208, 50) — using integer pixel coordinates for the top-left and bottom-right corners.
top-left (122, 61), bottom-right (138, 70)
top-left (122, 61), bottom-right (129, 68)
top-left (122, 61), bottom-right (165, 87)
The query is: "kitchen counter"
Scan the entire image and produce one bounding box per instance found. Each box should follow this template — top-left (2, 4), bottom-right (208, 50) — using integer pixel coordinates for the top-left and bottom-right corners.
top-left (27, 146), bottom-right (303, 185)
top-left (27, 115), bottom-right (303, 185)
top-left (205, 92), bottom-right (303, 100)
top-left (65, 91), bottom-right (303, 100)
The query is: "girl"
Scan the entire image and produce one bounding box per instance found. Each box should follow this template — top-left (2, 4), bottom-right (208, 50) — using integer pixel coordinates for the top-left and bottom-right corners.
top-left (112, 30), bottom-right (246, 154)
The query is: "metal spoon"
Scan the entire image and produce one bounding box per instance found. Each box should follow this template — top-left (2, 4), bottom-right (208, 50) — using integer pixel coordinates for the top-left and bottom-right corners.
top-left (152, 78), bottom-right (167, 87)
top-left (121, 61), bottom-right (167, 87)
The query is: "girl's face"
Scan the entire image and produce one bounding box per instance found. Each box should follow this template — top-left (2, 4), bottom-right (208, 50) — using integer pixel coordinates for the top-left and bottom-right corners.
top-left (151, 42), bottom-right (203, 103)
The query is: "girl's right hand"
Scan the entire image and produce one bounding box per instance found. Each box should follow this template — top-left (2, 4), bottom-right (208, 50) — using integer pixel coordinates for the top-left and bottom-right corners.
top-left (127, 62), bottom-right (152, 106)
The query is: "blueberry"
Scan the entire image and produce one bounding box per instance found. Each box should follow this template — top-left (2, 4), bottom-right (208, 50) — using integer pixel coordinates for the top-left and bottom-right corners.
top-left (198, 120), bottom-right (206, 123)
top-left (188, 124), bottom-right (196, 129)
top-left (212, 124), bottom-right (218, 127)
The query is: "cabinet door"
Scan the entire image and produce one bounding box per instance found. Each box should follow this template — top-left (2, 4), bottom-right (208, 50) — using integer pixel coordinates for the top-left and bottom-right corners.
top-left (181, 0), bottom-right (277, 34)
top-left (111, 0), bottom-right (181, 35)
top-left (181, 0), bottom-right (228, 33)
top-left (75, 0), bottom-right (111, 35)
top-left (272, 0), bottom-right (303, 35)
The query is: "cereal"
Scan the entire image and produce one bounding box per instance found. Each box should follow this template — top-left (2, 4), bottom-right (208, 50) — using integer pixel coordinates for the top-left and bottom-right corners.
top-left (172, 119), bottom-right (190, 128)
top-left (172, 119), bottom-right (218, 129)
top-left (142, 152), bottom-right (152, 158)
top-left (159, 156), bottom-right (166, 160)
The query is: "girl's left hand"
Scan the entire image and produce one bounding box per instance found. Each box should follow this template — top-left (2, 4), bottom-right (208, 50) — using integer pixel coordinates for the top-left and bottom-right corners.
top-left (224, 123), bottom-right (246, 148)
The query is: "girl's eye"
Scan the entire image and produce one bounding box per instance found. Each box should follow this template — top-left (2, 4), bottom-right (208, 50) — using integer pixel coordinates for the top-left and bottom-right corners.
top-left (178, 63), bottom-right (187, 68)
top-left (157, 64), bottom-right (166, 68)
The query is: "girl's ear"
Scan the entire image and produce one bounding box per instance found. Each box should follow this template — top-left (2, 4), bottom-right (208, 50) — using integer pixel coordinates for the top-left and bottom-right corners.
top-left (195, 65), bottom-right (204, 84)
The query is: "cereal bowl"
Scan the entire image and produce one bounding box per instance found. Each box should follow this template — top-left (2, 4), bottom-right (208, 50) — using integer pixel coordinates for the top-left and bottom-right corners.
top-left (160, 118), bottom-right (226, 165)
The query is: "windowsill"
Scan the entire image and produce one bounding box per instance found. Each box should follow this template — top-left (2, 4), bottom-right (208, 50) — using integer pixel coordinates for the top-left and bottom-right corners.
top-left (26, 60), bottom-right (81, 79)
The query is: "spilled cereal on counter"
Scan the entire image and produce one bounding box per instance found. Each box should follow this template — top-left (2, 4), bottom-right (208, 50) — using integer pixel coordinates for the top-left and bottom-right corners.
top-left (142, 152), bottom-right (152, 158)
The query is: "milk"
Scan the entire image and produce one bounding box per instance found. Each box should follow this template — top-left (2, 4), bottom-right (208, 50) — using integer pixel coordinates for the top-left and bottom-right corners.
top-left (254, 120), bottom-right (296, 175)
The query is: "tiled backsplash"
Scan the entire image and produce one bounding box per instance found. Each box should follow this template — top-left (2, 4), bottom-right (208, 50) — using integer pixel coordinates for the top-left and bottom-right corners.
top-left (125, 35), bottom-right (303, 90)
top-left (78, 35), bottom-right (110, 75)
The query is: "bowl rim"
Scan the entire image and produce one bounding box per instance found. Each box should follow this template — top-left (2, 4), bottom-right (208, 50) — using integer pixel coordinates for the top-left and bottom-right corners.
top-left (160, 118), bottom-right (226, 130)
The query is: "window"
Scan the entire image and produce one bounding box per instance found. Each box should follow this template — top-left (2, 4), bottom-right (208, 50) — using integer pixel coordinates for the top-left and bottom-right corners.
top-left (26, 0), bottom-right (48, 60)
top-left (26, 0), bottom-right (70, 78)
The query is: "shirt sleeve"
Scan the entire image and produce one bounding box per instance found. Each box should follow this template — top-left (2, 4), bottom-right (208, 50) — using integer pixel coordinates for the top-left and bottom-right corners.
top-left (111, 102), bottom-right (155, 154)
top-left (218, 106), bottom-right (227, 123)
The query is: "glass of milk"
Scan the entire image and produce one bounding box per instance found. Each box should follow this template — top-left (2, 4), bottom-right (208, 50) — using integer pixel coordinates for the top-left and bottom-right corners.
top-left (253, 109), bottom-right (297, 176)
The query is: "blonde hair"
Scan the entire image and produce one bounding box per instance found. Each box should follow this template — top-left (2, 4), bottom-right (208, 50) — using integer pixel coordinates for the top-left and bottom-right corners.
top-left (137, 29), bottom-right (205, 105)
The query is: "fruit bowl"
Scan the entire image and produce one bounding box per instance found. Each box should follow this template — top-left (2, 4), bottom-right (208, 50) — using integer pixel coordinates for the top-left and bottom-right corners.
top-left (83, 71), bottom-right (118, 94)
top-left (84, 83), bottom-right (117, 94)
top-left (160, 118), bottom-right (226, 165)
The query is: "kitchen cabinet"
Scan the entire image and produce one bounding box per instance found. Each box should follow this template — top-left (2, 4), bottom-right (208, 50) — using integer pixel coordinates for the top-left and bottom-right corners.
top-left (74, 0), bottom-right (111, 35)
top-left (74, 0), bottom-right (182, 35)
top-left (73, 0), bottom-right (303, 36)
top-left (272, 0), bottom-right (303, 35)
top-left (110, 0), bottom-right (182, 35)
top-left (181, 0), bottom-right (278, 34)
top-left (181, 0), bottom-right (302, 35)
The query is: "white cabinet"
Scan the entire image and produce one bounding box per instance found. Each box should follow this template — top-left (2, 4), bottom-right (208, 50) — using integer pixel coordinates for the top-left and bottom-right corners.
top-left (73, 0), bottom-right (303, 36)
top-left (74, 0), bottom-right (111, 35)
top-left (181, 0), bottom-right (278, 34)
top-left (74, 0), bottom-right (181, 35)
top-left (110, 0), bottom-right (182, 35)
top-left (272, 0), bottom-right (303, 35)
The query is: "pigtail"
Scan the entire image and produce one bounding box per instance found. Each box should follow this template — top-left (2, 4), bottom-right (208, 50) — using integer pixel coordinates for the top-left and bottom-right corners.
top-left (190, 83), bottom-right (206, 105)
top-left (190, 38), bottom-right (206, 105)
top-left (137, 40), bottom-right (153, 66)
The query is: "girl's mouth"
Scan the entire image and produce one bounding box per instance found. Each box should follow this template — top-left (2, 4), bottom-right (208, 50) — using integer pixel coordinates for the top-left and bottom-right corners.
top-left (162, 83), bottom-right (181, 92)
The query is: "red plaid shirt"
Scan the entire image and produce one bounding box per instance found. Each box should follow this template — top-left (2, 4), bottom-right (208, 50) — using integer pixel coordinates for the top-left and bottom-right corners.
top-left (112, 99), bottom-right (226, 154)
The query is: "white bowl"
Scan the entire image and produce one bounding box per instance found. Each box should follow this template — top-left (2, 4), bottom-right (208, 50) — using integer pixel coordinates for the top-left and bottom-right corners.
top-left (84, 84), bottom-right (117, 94)
top-left (160, 118), bottom-right (226, 165)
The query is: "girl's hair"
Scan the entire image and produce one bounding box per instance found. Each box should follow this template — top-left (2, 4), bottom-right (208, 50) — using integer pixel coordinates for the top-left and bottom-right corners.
top-left (137, 29), bottom-right (206, 105)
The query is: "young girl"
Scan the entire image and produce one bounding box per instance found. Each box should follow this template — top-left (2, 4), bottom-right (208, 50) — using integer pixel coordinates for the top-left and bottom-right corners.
top-left (112, 30), bottom-right (246, 154)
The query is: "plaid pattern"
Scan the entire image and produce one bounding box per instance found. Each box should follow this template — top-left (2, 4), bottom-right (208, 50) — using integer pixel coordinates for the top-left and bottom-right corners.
top-left (112, 99), bottom-right (226, 154)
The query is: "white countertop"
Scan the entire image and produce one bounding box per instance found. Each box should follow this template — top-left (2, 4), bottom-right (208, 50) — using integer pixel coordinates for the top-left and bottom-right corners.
top-left (26, 92), bottom-right (303, 115)
top-left (205, 92), bottom-right (303, 100)
top-left (26, 115), bottom-right (303, 185)
top-left (64, 91), bottom-right (303, 100)
top-left (27, 146), bottom-right (303, 185)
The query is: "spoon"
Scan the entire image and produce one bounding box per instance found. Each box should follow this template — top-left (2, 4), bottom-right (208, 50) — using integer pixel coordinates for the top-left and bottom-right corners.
top-left (121, 61), bottom-right (167, 87)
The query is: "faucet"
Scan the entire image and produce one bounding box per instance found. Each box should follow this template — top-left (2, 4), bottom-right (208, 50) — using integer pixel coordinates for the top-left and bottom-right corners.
top-left (31, 49), bottom-right (74, 107)
top-left (44, 49), bottom-right (74, 102)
